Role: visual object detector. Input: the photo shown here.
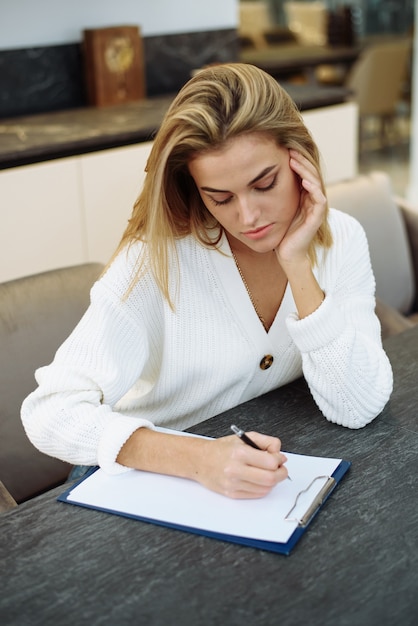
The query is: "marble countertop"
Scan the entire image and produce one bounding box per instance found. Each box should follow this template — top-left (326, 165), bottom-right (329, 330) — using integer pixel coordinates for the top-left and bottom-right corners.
top-left (0, 84), bottom-right (350, 170)
top-left (0, 96), bottom-right (173, 169)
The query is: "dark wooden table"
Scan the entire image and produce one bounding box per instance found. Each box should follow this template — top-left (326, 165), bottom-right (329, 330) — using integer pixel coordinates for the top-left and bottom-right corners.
top-left (1, 327), bottom-right (417, 625)
top-left (240, 42), bottom-right (360, 84)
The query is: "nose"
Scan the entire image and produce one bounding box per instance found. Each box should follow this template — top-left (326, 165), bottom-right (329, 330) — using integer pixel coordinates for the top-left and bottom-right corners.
top-left (236, 195), bottom-right (261, 227)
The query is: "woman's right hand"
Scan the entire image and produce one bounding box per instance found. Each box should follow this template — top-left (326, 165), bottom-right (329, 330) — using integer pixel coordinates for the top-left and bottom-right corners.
top-left (195, 432), bottom-right (288, 499)
top-left (117, 427), bottom-right (288, 499)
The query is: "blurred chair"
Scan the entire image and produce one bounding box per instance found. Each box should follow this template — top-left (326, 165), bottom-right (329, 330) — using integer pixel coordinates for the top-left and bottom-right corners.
top-left (0, 262), bottom-right (103, 504)
top-left (239, 1), bottom-right (272, 49)
top-left (345, 38), bottom-right (412, 149)
top-left (283, 1), bottom-right (348, 84)
top-left (327, 171), bottom-right (418, 339)
top-left (284, 1), bottom-right (328, 45)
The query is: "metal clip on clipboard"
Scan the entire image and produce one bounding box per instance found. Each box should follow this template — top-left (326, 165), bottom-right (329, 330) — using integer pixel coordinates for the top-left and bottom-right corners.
top-left (284, 475), bottom-right (337, 528)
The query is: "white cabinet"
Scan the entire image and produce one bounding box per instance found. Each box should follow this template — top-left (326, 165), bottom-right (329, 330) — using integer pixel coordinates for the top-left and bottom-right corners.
top-left (302, 102), bottom-right (358, 185)
top-left (0, 143), bottom-right (153, 282)
top-left (80, 142), bottom-right (152, 264)
top-left (0, 157), bottom-right (85, 283)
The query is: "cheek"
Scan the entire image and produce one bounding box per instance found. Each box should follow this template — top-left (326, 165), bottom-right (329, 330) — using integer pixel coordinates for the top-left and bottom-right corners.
top-left (293, 188), bottom-right (302, 213)
top-left (287, 177), bottom-right (301, 214)
top-left (200, 199), bottom-right (229, 227)
top-left (197, 192), bottom-right (218, 219)
top-left (273, 179), bottom-right (300, 219)
top-left (201, 199), bottom-right (219, 220)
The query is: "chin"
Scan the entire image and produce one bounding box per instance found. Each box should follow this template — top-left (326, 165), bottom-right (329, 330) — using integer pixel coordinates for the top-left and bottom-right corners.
top-left (246, 241), bottom-right (278, 255)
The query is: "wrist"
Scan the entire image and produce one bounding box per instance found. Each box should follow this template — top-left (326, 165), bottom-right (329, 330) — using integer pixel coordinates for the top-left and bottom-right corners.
top-left (278, 254), bottom-right (311, 278)
top-left (117, 427), bottom-right (209, 481)
top-left (281, 262), bottom-right (325, 319)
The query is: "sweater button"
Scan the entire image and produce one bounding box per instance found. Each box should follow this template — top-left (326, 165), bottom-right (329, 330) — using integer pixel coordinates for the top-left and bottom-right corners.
top-left (259, 354), bottom-right (274, 370)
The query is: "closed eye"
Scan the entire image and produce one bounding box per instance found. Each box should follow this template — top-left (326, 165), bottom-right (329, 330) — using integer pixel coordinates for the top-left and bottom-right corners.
top-left (211, 196), bottom-right (233, 207)
top-left (255, 173), bottom-right (277, 193)
top-left (204, 171), bottom-right (278, 207)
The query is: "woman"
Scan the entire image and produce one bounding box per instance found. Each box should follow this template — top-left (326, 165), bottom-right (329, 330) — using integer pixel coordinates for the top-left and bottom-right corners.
top-left (21, 63), bottom-right (393, 499)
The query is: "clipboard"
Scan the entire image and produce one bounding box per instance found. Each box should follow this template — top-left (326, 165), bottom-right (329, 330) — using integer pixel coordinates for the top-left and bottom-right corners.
top-left (58, 440), bottom-right (350, 555)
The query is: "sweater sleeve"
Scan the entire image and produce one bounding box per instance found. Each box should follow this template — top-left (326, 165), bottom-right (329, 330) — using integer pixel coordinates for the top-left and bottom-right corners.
top-left (21, 282), bottom-right (157, 474)
top-left (286, 211), bottom-right (393, 429)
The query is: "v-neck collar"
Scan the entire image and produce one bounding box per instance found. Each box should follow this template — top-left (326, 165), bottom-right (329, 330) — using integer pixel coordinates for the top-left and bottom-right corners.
top-left (209, 232), bottom-right (294, 348)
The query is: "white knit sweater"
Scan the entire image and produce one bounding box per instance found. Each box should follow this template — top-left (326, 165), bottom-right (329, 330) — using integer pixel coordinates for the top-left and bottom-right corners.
top-left (21, 209), bottom-right (393, 473)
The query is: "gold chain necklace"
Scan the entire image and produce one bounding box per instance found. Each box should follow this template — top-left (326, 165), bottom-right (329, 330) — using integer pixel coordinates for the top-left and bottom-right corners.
top-left (231, 251), bottom-right (269, 331)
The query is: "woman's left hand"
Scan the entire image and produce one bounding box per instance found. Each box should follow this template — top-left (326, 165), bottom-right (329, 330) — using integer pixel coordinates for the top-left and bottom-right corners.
top-left (275, 149), bottom-right (327, 267)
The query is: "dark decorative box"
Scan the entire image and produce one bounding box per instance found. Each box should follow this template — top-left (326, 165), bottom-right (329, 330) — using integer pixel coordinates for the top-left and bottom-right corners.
top-left (83, 25), bottom-right (146, 107)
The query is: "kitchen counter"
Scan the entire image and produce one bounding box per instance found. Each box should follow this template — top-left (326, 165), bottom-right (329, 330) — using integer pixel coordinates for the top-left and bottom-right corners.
top-left (0, 96), bottom-right (173, 170)
top-left (0, 83), bottom-right (351, 170)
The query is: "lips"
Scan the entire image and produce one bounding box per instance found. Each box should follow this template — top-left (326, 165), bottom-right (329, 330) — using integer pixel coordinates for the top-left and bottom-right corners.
top-left (242, 223), bottom-right (274, 240)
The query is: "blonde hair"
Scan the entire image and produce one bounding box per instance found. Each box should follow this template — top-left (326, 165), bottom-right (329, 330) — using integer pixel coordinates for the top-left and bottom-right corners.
top-left (112, 63), bottom-right (332, 303)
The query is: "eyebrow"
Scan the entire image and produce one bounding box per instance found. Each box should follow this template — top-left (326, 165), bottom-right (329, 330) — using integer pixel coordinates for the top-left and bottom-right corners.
top-left (200, 165), bottom-right (277, 193)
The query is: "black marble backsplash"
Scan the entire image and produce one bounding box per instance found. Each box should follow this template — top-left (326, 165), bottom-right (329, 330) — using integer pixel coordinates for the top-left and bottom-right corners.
top-left (0, 29), bottom-right (238, 119)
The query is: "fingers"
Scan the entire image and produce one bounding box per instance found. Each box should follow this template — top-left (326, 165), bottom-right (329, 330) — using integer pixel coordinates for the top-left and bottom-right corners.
top-left (198, 433), bottom-right (289, 499)
top-left (290, 149), bottom-right (325, 195)
top-left (222, 433), bottom-right (289, 498)
top-left (288, 149), bottom-right (326, 217)
top-left (243, 431), bottom-right (282, 454)
top-left (223, 461), bottom-right (289, 499)
top-left (289, 149), bottom-right (321, 186)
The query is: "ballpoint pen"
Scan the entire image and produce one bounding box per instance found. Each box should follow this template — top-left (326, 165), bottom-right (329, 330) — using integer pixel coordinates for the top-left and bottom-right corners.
top-left (230, 424), bottom-right (291, 480)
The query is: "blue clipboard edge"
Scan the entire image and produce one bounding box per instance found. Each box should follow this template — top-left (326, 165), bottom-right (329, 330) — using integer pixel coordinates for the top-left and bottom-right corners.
top-left (57, 459), bottom-right (351, 556)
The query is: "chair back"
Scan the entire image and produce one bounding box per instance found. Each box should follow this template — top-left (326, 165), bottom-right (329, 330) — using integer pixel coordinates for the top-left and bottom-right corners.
top-left (239, 1), bottom-right (272, 49)
top-left (327, 171), bottom-right (415, 314)
top-left (284, 1), bottom-right (328, 45)
top-left (346, 39), bottom-right (411, 116)
top-left (0, 262), bottom-right (103, 503)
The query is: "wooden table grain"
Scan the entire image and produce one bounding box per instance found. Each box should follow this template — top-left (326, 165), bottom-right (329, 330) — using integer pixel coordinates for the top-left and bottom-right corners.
top-left (1, 328), bottom-right (417, 626)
